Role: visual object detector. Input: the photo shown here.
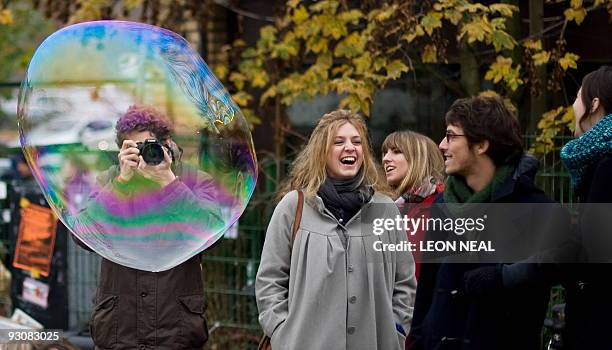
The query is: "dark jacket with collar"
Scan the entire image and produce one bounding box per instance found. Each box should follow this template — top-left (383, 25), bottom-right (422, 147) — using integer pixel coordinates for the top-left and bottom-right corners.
top-left (562, 153), bottom-right (612, 349)
top-left (73, 165), bottom-right (215, 350)
top-left (409, 155), bottom-right (563, 350)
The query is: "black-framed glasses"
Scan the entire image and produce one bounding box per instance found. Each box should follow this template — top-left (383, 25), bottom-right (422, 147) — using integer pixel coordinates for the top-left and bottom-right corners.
top-left (445, 132), bottom-right (466, 143)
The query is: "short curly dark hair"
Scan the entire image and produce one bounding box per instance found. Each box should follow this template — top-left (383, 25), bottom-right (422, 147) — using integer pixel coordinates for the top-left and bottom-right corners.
top-left (115, 105), bottom-right (174, 146)
top-left (446, 96), bottom-right (523, 165)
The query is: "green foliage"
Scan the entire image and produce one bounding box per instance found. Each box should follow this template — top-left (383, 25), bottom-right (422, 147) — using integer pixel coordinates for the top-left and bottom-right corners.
top-left (0, 2), bottom-right (57, 84)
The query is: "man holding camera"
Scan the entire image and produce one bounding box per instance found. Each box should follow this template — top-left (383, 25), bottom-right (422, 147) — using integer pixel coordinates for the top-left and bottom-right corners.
top-left (75, 105), bottom-right (220, 350)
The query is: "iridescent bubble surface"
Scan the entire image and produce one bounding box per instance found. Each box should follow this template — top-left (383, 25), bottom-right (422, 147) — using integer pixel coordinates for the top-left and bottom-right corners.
top-left (18, 21), bottom-right (257, 271)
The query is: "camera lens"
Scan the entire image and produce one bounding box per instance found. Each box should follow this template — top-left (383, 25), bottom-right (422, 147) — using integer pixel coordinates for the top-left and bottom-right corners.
top-left (140, 140), bottom-right (165, 165)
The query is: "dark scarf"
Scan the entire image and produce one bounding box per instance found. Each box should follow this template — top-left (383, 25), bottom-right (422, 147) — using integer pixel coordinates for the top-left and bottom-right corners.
top-left (443, 162), bottom-right (515, 215)
top-left (318, 174), bottom-right (373, 223)
top-left (561, 113), bottom-right (612, 189)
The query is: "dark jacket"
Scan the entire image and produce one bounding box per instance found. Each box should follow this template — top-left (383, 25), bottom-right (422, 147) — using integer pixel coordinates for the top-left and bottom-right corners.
top-left (409, 156), bottom-right (561, 350)
top-left (73, 166), bottom-right (215, 350)
top-left (562, 154), bottom-right (612, 350)
top-left (91, 255), bottom-right (208, 350)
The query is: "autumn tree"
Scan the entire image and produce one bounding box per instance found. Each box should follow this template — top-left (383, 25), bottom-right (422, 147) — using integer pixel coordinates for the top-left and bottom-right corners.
top-left (5, 0), bottom-right (612, 160)
top-left (214, 0), bottom-right (612, 161)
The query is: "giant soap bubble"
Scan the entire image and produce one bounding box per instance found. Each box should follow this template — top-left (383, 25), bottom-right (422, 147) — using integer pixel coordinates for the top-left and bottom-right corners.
top-left (17, 21), bottom-right (257, 271)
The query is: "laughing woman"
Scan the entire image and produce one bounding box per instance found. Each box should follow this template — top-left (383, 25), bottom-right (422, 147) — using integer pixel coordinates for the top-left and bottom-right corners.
top-left (256, 110), bottom-right (417, 350)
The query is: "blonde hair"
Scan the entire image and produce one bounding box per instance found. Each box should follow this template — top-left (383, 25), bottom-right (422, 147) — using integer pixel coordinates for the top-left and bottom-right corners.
top-left (382, 130), bottom-right (445, 199)
top-left (278, 110), bottom-right (388, 200)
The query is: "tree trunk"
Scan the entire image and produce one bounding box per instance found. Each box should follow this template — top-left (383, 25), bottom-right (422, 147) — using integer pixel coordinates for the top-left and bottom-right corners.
top-left (459, 45), bottom-right (480, 96)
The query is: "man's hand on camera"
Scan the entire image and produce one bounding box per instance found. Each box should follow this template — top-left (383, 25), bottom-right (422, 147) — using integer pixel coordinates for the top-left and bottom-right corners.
top-left (137, 145), bottom-right (176, 187)
top-left (118, 140), bottom-right (140, 182)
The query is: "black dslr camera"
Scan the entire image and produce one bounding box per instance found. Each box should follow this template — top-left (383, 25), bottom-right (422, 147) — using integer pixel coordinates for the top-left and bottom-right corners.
top-left (136, 138), bottom-right (173, 165)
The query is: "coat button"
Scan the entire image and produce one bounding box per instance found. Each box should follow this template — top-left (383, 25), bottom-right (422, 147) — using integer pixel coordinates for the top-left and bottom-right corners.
top-left (347, 265), bottom-right (354, 272)
top-left (138, 345), bottom-right (146, 350)
top-left (141, 292), bottom-right (147, 297)
top-left (347, 326), bottom-right (355, 334)
top-left (339, 218), bottom-right (343, 223)
top-left (349, 296), bottom-right (357, 303)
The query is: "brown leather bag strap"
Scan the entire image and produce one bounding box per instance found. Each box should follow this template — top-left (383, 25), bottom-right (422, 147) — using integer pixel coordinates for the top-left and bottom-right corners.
top-left (291, 190), bottom-right (304, 243)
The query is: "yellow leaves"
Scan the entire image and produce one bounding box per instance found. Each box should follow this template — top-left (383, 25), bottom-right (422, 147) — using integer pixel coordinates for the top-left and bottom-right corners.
top-left (522, 39), bottom-right (550, 66)
top-left (490, 29), bottom-right (516, 51)
top-left (533, 51), bottom-right (551, 66)
top-left (564, 8), bottom-right (587, 25)
top-left (385, 59), bottom-right (409, 80)
top-left (339, 9), bottom-right (363, 24)
top-left (340, 95), bottom-right (371, 116)
top-left (287, 0), bottom-right (301, 8)
top-left (485, 56), bottom-right (512, 83)
top-left (562, 107), bottom-right (576, 133)
top-left (458, 11), bottom-right (515, 52)
top-left (530, 106), bottom-right (575, 154)
top-left (213, 65), bottom-right (228, 80)
top-left (353, 52), bottom-right (372, 75)
top-left (559, 52), bottom-right (580, 70)
top-left (258, 26), bottom-right (278, 49)
top-left (309, 0), bottom-right (339, 13)
top-left (457, 3), bottom-right (489, 13)
top-left (522, 39), bottom-right (542, 51)
top-left (401, 25), bottom-right (425, 43)
top-left (570, 0), bottom-right (583, 8)
top-left (306, 36), bottom-right (328, 54)
top-left (332, 78), bottom-right (374, 115)
top-left (334, 32), bottom-right (364, 58)
top-left (443, 9), bottom-right (463, 25)
top-left (488, 4), bottom-right (518, 17)
top-left (421, 11), bottom-right (443, 36)
top-left (0, 9), bottom-right (13, 25)
top-left (537, 106), bottom-right (565, 129)
top-left (293, 5), bottom-right (309, 24)
top-left (421, 45), bottom-right (438, 63)
top-left (565, 7), bottom-right (587, 24)
top-left (373, 57), bottom-right (387, 72)
top-left (321, 16), bottom-right (347, 39)
top-left (229, 72), bottom-right (247, 91)
top-left (459, 17), bottom-right (491, 44)
top-left (484, 56), bottom-right (523, 91)
top-left (261, 86), bottom-right (277, 105)
top-left (252, 70), bottom-right (269, 88)
top-left (272, 32), bottom-right (300, 60)
top-left (368, 4), bottom-right (398, 22)
top-left (231, 92), bottom-right (253, 107)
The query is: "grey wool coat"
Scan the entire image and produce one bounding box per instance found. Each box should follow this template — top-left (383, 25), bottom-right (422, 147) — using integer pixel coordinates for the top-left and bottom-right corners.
top-left (256, 190), bottom-right (417, 350)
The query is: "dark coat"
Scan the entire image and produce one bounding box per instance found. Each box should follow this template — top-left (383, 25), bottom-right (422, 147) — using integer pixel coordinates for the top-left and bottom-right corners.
top-left (562, 154), bottom-right (612, 350)
top-left (73, 165), bottom-right (217, 350)
top-left (409, 156), bottom-right (561, 350)
top-left (91, 255), bottom-right (208, 350)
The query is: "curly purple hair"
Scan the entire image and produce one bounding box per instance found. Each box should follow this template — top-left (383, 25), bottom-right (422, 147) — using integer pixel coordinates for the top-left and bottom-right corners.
top-left (115, 105), bottom-right (174, 146)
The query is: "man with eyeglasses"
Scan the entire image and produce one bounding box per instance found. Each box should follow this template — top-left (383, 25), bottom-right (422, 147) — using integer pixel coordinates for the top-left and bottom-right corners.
top-left (408, 95), bottom-right (570, 350)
